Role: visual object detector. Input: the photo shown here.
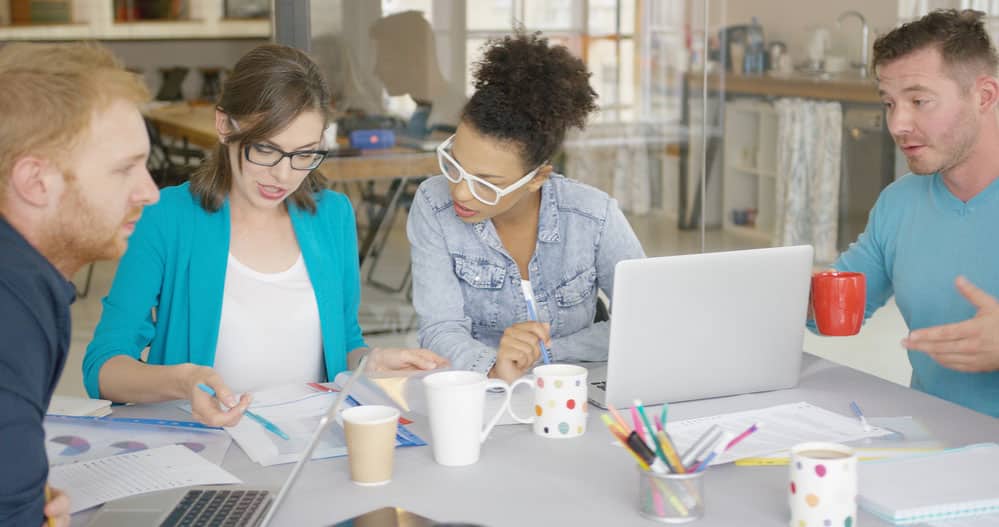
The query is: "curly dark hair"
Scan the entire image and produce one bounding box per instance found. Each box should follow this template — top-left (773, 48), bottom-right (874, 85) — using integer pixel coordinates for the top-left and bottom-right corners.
top-left (873, 9), bottom-right (998, 85)
top-left (462, 32), bottom-right (598, 169)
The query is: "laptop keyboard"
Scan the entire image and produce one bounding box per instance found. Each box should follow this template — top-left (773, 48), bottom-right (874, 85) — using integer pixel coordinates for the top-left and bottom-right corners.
top-left (590, 380), bottom-right (606, 391)
top-left (161, 489), bottom-right (270, 527)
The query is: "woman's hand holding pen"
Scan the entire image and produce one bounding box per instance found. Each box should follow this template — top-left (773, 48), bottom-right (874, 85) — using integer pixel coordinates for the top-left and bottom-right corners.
top-left (185, 365), bottom-right (251, 427)
top-left (490, 321), bottom-right (550, 383)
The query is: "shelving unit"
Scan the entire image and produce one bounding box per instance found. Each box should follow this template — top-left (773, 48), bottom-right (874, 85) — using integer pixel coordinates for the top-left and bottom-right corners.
top-left (722, 98), bottom-right (777, 243)
top-left (0, 0), bottom-right (270, 40)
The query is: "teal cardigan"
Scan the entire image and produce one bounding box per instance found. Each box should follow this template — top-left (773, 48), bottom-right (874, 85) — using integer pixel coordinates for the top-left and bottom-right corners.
top-left (83, 183), bottom-right (367, 398)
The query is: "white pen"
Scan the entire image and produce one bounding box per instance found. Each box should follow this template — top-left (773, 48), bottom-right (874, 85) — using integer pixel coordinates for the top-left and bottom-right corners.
top-left (680, 425), bottom-right (723, 468)
top-left (850, 401), bottom-right (872, 432)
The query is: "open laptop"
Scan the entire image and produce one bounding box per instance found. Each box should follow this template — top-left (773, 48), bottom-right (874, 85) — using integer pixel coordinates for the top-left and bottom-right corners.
top-left (85, 357), bottom-right (369, 527)
top-left (588, 245), bottom-right (813, 409)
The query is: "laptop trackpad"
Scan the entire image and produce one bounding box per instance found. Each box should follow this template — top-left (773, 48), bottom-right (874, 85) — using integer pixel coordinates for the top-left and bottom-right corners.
top-left (87, 509), bottom-right (165, 527)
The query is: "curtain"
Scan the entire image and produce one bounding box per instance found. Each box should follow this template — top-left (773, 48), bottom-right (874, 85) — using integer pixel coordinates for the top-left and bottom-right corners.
top-left (564, 122), bottom-right (678, 215)
top-left (774, 99), bottom-right (842, 263)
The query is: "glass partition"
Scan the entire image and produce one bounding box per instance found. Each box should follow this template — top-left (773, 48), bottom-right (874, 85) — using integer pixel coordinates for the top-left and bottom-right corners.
top-left (303, 0), bottom-right (924, 384)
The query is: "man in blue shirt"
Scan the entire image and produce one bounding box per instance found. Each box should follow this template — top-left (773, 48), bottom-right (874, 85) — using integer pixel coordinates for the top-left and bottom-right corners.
top-left (828, 9), bottom-right (999, 416)
top-left (0, 43), bottom-right (159, 526)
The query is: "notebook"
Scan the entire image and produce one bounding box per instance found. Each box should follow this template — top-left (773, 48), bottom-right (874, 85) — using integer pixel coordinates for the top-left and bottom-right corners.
top-left (858, 443), bottom-right (999, 525)
top-left (47, 395), bottom-right (111, 417)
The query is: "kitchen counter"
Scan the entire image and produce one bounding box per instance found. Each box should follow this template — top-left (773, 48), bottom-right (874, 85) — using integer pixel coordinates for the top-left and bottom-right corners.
top-left (686, 71), bottom-right (880, 104)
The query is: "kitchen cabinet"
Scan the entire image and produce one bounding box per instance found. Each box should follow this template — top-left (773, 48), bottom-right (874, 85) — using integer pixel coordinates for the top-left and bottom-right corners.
top-left (722, 98), bottom-right (777, 242)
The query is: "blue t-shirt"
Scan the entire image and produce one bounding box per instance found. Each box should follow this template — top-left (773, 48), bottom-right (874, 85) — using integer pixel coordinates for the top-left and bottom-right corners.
top-left (833, 173), bottom-right (999, 417)
top-left (0, 216), bottom-right (75, 525)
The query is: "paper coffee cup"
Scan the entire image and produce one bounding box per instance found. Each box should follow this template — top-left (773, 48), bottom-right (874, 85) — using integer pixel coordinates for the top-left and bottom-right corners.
top-left (342, 405), bottom-right (399, 486)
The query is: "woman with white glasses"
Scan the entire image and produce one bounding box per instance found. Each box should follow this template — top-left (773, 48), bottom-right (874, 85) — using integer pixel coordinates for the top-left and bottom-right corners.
top-left (84, 45), bottom-right (447, 427)
top-left (408, 33), bottom-right (645, 383)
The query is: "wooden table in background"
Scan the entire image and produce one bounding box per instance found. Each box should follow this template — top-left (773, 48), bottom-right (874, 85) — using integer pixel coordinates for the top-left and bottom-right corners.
top-left (143, 103), bottom-right (439, 266)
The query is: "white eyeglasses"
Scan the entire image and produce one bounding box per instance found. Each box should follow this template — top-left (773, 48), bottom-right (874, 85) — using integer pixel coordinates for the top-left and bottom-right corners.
top-left (436, 135), bottom-right (544, 206)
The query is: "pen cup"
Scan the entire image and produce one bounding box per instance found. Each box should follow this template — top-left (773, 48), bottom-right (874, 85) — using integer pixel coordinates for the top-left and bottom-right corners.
top-left (637, 467), bottom-right (706, 523)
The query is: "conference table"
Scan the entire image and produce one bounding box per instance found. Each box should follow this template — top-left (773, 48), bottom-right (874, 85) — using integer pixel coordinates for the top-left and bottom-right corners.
top-left (71, 355), bottom-right (999, 526)
top-left (143, 103), bottom-right (440, 264)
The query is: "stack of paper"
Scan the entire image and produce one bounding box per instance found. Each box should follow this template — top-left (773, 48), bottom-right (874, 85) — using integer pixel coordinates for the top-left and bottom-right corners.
top-left (47, 395), bottom-right (111, 417)
top-left (664, 402), bottom-right (892, 466)
top-left (224, 382), bottom-right (425, 466)
top-left (859, 443), bottom-right (999, 525)
top-left (49, 444), bottom-right (241, 513)
top-left (45, 415), bottom-right (232, 466)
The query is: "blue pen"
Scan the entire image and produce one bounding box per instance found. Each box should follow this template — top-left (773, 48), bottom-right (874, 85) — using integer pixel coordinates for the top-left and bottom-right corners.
top-left (520, 280), bottom-right (552, 364)
top-left (850, 401), bottom-right (872, 432)
top-left (693, 431), bottom-right (735, 473)
top-left (197, 383), bottom-right (290, 440)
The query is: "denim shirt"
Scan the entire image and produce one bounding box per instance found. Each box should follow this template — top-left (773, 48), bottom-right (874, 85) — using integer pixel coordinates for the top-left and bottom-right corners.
top-left (407, 174), bottom-right (646, 373)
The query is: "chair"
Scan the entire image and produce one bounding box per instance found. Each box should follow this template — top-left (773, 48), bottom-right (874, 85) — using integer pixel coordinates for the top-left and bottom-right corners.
top-left (145, 117), bottom-right (205, 188)
top-left (363, 177), bottom-right (424, 294)
top-left (595, 295), bottom-right (610, 323)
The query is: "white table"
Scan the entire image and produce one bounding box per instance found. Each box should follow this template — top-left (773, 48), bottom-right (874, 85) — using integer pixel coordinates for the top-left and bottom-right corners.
top-left (73, 355), bottom-right (999, 526)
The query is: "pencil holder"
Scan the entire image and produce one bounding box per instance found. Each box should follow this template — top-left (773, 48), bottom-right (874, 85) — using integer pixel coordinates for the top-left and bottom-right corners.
top-left (637, 467), bottom-right (706, 523)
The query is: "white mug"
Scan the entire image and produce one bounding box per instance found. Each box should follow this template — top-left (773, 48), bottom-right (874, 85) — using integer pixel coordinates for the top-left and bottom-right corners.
top-left (508, 364), bottom-right (588, 438)
top-left (422, 371), bottom-right (512, 466)
top-left (789, 442), bottom-right (858, 527)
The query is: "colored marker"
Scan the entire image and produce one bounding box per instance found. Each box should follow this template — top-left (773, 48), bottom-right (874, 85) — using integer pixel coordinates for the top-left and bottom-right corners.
top-left (692, 431), bottom-right (736, 473)
top-left (602, 416), bottom-right (650, 471)
top-left (631, 406), bottom-right (647, 443)
top-left (601, 413), bottom-right (629, 439)
top-left (606, 403), bottom-right (631, 433)
top-left (725, 421), bottom-right (762, 451)
top-left (655, 429), bottom-right (687, 474)
top-left (635, 400), bottom-right (670, 468)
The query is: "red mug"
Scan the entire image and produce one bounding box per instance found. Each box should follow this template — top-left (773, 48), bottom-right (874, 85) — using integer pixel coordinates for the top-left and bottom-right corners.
top-left (811, 271), bottom-right (865, 336)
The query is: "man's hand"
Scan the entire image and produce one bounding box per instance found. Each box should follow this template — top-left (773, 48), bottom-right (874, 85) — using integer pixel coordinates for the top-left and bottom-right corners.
top-left (903, 276), bottom-right (999, 373)
top-left (43, 485), bottom-right (70, 527)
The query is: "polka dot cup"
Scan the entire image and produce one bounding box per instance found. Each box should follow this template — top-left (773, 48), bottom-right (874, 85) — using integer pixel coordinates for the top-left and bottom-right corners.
top-left (789, 442), bottom-right (857, 527)
top-left (507, 364), bottom-right (588, 439)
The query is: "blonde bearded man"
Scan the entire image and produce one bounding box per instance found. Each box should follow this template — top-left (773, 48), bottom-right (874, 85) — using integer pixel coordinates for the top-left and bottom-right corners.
top-left (0, 43), bottom-right (159, 526)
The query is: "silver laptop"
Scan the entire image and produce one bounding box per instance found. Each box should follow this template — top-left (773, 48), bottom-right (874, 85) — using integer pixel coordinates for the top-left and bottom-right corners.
top-left (85, 358), bottom-right (369, 527)
top-left (588, 245), bottom-right (813, 409)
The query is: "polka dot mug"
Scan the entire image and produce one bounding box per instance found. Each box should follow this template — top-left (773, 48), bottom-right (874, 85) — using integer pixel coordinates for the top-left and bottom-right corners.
top-left (508, 364), bottom-right (589, 438)
top-left (789, 442), bottom-right (857, 527)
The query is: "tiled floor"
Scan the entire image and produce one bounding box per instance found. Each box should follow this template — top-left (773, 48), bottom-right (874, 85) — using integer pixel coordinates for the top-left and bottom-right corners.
top-left (57, 210), bottom-right (912, 398)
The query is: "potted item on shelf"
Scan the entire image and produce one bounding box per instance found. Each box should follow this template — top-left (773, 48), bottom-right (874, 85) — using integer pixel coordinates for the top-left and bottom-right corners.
top-left (198, 67), bottom-right (224, 102)
top-left (156, 66), bottom-right (188, 102)
top-left (10, 0), bottom-right (73, 25)
top-left (114, 0), bottom-right (187, 22)
top-left (225, 0), bottom-right (269, 19)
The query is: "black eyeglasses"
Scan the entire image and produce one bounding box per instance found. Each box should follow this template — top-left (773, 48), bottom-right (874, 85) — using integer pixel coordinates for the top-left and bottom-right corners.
top-left (243, 143), bottom-right (327, 171)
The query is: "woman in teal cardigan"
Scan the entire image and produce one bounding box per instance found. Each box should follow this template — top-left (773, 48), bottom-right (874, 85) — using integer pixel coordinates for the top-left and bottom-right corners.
top-left (84, 45), bottom-right (446, 427)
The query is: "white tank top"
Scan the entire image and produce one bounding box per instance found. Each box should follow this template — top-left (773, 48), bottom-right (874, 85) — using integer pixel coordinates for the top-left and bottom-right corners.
top-left (213, 252), bottom-right (324, 394)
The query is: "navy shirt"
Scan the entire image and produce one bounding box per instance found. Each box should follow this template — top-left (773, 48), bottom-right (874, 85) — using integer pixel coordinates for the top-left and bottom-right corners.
top-left (0, 216), bottom-right (75, 526)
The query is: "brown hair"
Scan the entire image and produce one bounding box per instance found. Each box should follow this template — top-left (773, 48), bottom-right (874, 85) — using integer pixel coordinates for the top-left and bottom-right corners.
top-left (463, 32), bottom-right (598, 169)
top-left (0, 42), bottom-right (149, 204)
top-left (872, 9), bottom-right (999, 87)
top-left (190, 44), bottom-right (332, 213)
